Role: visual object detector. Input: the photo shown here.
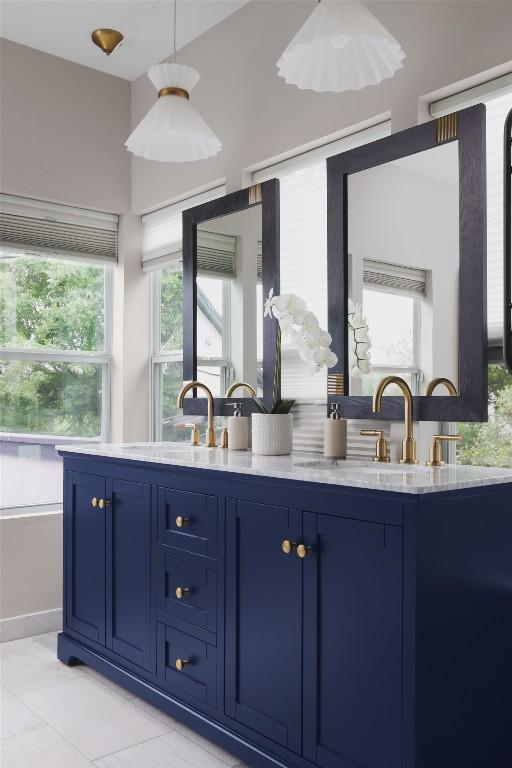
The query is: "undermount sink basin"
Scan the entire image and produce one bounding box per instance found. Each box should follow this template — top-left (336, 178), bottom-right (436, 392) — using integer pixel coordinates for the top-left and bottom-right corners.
top-left (293, 459), bottom-right (370, 470)
top-left (293, 458), bottom-right (432, 473)
top-left (354, 463), bottom-right (432, 474)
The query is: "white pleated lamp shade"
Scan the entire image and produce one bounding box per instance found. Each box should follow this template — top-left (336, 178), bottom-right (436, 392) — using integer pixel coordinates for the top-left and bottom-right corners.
top-left (277, 0), bottom-right (405, 93)
top-left (126, 63), bottom-right (222, 162)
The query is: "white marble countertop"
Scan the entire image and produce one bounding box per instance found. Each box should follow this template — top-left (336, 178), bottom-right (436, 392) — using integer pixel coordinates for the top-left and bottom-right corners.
top-left (56, 442), bottom-right (512, 495)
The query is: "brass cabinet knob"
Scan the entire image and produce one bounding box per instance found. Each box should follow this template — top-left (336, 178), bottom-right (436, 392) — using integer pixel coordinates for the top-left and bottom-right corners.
top-left (91, 497), bottom-right (98, 507)
top-left (296, 543), bottom-right (311, 559)
top-left (98, 498), bottom-right (110, 509)
top-left (175, 587), bottom-right (190, 600)
top-left (175, 516), bottom-right (188, 528)
top-left (281, 539), bottom-right (296, 555)
top-left (175, 658), bottom-right (190, 671)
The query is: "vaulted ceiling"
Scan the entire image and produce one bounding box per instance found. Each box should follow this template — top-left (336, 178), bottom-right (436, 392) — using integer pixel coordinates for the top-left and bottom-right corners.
top-left (0, 0), bottom-right (250, 80)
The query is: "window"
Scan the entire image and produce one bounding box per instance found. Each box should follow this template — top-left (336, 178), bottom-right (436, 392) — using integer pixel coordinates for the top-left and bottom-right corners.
top-left (431, 77), bottom-right (512, 467)
top-left (359, 289), bottom-right (422, 396)
top-left (252, 122), bottom-right (391, 453)
top-left (0, 253), bottom-right (112, 510)
top-left (252, 121), bottom-right (391, 401)
top-left (145, 186), bottom-right (226, 441)
top-left (458, 363), bottom-right (512, 467)
top-left (0, 196), bottom-right (116, 511)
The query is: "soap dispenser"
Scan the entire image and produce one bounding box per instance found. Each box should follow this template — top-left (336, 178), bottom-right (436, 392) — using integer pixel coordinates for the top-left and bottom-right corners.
top-left (228, 402), bottom-right (249, 451)
top-left (324, 403), bottom-right (347, 459)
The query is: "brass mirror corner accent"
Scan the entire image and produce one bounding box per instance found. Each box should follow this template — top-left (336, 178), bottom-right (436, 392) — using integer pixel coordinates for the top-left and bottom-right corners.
top-left (182, 180), bottom-right (280, 418)
top-left (327, 103), bottom-right (487, 422)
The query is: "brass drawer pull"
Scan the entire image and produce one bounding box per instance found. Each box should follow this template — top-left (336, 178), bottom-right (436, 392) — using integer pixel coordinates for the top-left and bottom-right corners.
top-left (175, 515), bottom-right (188, 528)
top-left (175, 658), bottom-right (190, 671)
top-left (91, 497), bottom-right (98, 507)
top-left (175, 587), bottom-right (190, 600)
top-left (296, 543), bottom-right (311, 559)
top-left (281, 539), bottom-right (296, 555)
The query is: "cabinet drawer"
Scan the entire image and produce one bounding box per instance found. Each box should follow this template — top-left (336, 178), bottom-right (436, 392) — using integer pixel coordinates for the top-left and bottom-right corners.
top-left (157, 623), bottom-right (217, 707)
top-left (156, 554), bottom-right (217, 641)
top-left (157, 487), bottom-right (217, 559)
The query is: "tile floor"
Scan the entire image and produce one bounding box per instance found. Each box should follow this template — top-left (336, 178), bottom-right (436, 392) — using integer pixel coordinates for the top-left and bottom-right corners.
top-left (0, 633), bottom-right (248, 768)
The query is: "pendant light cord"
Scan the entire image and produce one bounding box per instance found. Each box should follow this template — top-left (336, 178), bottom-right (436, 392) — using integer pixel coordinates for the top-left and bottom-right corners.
top-left (110, 0), bottom-right (160, 56)
top-left (172, 0), bottom-right (177, 63)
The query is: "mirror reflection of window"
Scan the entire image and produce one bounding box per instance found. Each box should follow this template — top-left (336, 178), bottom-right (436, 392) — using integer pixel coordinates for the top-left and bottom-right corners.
top-left (360, 288), bottom-right (421, 396)
top-left (348, 142), bottom-right (459, 397)
top-left (196, 205), bottom-right (262, 399)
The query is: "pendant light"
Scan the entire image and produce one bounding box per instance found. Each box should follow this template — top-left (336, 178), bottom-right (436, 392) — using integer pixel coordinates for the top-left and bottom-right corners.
top-left (125, 0), bottom-right (222, 163)
top-left (277, 0), bottom-right (406, 93)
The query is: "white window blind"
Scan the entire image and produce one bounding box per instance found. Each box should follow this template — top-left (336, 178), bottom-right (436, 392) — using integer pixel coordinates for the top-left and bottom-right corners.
top-left (142, 185), bottom-right (225, 271)
top-left (363, 259), bottom-right (426, 297)
top-left (0, 194), bottom-right (118, 263)
top-left (431, 80), bottom-right (512, 343)
top-left (252, 121), bottom-right (391, 401)
top-left (196, 231), bottom-right (236, 278)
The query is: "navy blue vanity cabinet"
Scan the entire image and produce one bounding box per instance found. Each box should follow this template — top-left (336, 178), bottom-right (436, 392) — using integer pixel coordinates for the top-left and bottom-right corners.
top-left (155, 484), bottom-right (220, 712)
top-left (64, 469), bottom-right (153, 673)
top-left (65, 471), bottom-right (106, 645)
top-left (105, 478), bottom-right (152, 671)
top-left (302, 512), bottom-right (403, 768)
top-left (224, 497), bottom-right (403, 768)
top-left (58, 455), bottom-right (512, 768)
top-left (225, 499), bottom-right (303, 753)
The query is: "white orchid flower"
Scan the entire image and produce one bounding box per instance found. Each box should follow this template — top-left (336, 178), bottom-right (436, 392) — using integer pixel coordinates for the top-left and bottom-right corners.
top-left (313, 347), bottom-right (338, 369)
top-left (272, 293), bottom-right (306, 318)
top-left (317, 329), bottom-right (332, 347)
top-left (301, 310), bottom-right (320, 334)
top-left (278, 312), bottom-right (294, 332)
top-left (264, 291), bottom-right (339, 376)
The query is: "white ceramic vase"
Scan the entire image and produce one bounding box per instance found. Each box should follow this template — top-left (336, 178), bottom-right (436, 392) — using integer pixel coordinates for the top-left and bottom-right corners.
top-left (251, 413), bottom-right (293, 456)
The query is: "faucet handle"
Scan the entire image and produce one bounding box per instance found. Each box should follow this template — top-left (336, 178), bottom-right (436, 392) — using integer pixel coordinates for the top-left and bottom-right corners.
top-left (426, 434), bottom-right (462, 467)
top-left (360, 429), bottom-right (390, 463)
top-left (184, 423), bottom-right (200, 447)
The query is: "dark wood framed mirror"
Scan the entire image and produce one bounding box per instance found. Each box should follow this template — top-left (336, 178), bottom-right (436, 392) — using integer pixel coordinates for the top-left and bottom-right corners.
top-left (182, 179), bottom-right (280, 416)
top-left (327, 104), bottom-right (487, 421)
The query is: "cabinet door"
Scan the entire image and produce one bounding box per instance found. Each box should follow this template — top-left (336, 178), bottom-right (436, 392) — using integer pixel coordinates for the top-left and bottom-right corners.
top-left (106, 478), bottom-right (152, 671)
top-left (225, 499), bottom-right (302, 753)
top-left (65, 471), bottom-right (106, 645)
top-left (303, 512), bottom-right (403, 768)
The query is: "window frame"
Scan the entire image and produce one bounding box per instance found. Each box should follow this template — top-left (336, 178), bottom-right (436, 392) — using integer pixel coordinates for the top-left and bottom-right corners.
top-left (0, 256), bottom-right (113, 442)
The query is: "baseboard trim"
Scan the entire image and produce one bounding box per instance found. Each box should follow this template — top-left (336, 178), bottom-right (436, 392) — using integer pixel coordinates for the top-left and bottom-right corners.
top-left (0, 608), bottom-right (62, 642)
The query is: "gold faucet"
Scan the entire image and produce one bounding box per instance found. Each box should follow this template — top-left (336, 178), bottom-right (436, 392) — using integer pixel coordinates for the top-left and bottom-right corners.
top-left (225, 382), bottom-right (257, 398)
top-left (373, 376), bottom-right (418, 464)
top-left (177, 381), bottom-right (217, 448)
top-left (425, 377), bottom-right (458, 396)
